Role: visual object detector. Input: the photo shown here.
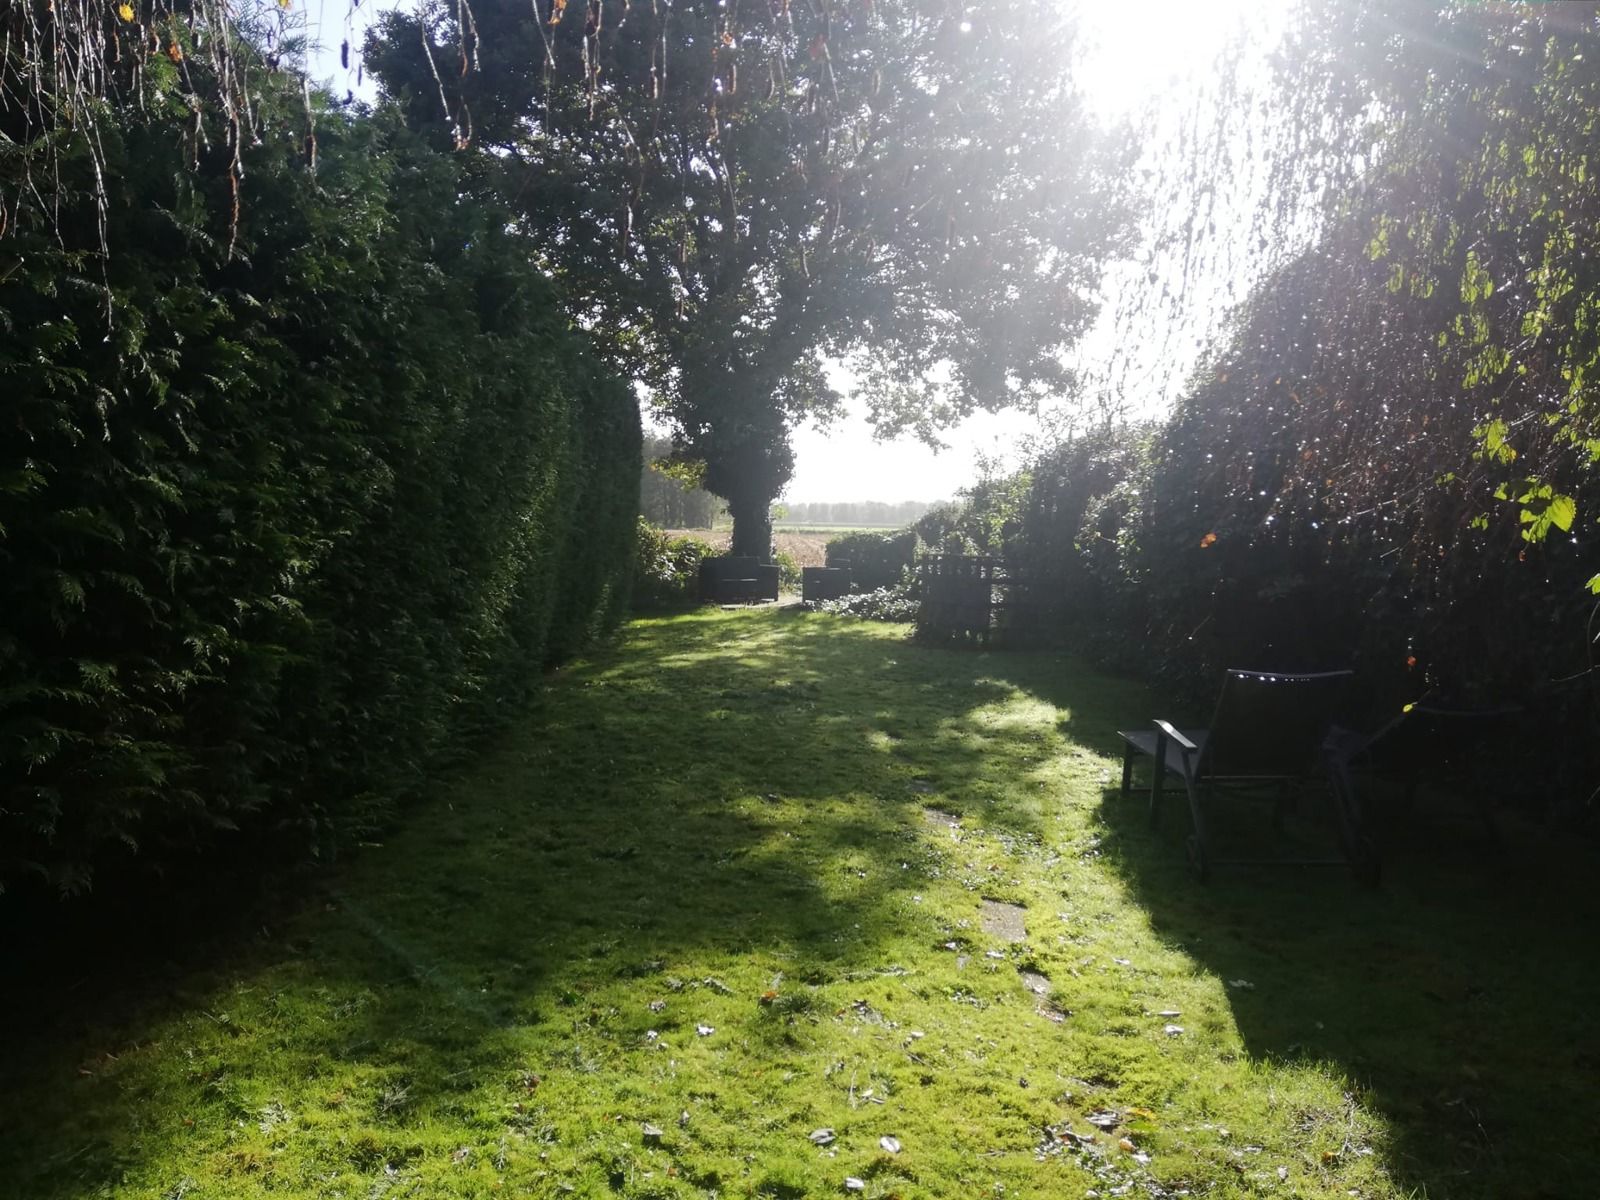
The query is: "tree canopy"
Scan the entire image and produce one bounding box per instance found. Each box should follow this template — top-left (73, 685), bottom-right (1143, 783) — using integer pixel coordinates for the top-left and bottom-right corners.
top-left (367, 0), bottom-right (1132, 556)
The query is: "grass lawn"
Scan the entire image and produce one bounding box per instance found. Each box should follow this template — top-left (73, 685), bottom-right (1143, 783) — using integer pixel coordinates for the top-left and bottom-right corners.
top-left (3, 607), bottom-right (1596, 1199)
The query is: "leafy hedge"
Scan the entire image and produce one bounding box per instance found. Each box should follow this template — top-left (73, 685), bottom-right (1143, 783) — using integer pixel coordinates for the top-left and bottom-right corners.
top-left (817, 585), bottom-right (921, 623)
top-left (958, 239), bottom-right (1600, 732)
top-left (824, 531), bottom-right (918, 591)
top-left (0, 85), bottom-right (640, 895)
top-left (633, 521), bottom-right (717, 609)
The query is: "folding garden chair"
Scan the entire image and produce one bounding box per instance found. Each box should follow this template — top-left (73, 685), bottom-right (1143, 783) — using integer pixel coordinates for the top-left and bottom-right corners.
top-left (1117, 669), bottom-right (1372, 882)
top-left (1323, 700), bottom-right (1524, 846)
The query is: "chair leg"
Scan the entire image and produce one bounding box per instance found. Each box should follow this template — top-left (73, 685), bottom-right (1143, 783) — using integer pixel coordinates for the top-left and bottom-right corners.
top-left (1324, 757), bottom-right (1380, 886)
top-left (1149, 729), bottom-right (1167, 828)
top-left (1272, 782), bottom-right (1290, 835)
top-left (1184, 776), bottom-right (1211, 883)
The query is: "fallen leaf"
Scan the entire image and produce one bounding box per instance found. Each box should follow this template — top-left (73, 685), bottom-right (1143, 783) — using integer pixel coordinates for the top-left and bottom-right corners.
top-left (116, 2), bottom-right (134, 19)
top-left (760, 990), bottom-right (780, 1005)
top-left (1200, 531), bottom-right (1218, 548)
top-left (1118, 1137), bottom-right (1136, 1153)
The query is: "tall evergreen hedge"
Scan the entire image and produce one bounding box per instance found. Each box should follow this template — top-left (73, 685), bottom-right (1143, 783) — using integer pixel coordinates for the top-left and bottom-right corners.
top-left (0, 85), bottom-right (640, 895)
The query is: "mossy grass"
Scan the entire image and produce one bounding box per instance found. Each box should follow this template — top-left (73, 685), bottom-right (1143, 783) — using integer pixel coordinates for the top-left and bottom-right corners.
top-left (3, 607), bottom-right (1596, 1198)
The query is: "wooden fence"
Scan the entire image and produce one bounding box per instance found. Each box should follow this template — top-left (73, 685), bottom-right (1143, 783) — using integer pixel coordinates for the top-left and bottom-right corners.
top-left (916, 554), bottom-right (1032, 645)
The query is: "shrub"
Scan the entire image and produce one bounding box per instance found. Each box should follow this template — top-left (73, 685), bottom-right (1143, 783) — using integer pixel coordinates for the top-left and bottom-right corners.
top-left (817, 585), bottom-right (920, 623)
top-left (824, 530), bottom-right (917, 590)
top-left (633, 521), bottom-right (717, 609)
top-left (773, 550), bottom-right (802, 592)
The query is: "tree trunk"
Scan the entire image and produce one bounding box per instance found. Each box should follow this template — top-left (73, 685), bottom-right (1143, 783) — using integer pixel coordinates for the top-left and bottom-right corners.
top-left (728, 490), bottom-right (774, 562)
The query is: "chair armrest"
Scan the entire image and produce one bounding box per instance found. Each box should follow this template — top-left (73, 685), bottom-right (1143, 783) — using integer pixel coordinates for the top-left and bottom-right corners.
top-left (1154, 720), bottom-right (1199, 755)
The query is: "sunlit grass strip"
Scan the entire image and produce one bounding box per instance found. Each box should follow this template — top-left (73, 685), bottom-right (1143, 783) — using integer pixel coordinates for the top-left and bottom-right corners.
top-left (3, 608), bottom-right (1596, 1199)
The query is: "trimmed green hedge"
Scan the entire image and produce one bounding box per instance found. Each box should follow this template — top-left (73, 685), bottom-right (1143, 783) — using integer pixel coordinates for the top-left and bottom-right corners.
top-left (0, 88), bottom-right (639, 894)
top-left (825, 531), bottom-right (917, 591)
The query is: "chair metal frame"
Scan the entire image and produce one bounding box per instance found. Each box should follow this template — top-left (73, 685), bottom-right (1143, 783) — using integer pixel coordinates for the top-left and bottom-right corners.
top-left (1117, 669), bottom-right (1373, 881)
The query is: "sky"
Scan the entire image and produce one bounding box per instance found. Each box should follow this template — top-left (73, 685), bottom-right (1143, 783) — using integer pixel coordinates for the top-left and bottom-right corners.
top-left (301, 0), bottom-right (1289, 506)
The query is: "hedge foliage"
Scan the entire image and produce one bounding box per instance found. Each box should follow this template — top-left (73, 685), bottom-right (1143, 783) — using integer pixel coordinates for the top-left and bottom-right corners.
top-left (0, 82), bottom-right (640, 895)
top-left (632, 521), bottom-right (717, 609)
top-left (954, 244), bottom-right (1599, 726)
top-left (824, 531), bottom-right (918, 591)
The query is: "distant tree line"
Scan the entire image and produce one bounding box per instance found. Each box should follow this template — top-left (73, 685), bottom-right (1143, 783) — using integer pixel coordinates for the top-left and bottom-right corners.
top-left (641, 437), bottom-right (724, 529)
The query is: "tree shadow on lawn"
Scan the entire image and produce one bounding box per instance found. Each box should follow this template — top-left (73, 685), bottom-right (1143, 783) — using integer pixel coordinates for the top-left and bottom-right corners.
top-left (0, 609), bottom-right (1117, 1198)
top-left (1091, 768), bottom-right (1600, 1200)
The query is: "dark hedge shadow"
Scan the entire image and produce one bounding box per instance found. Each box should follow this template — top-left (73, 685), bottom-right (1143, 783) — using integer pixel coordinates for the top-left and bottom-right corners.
top-left (1090, 765), bottom-right (1600, 1200)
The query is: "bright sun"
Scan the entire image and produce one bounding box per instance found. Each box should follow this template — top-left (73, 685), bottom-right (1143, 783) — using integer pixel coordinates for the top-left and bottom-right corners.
top-left (1069, 0), bottom-right (1286, 118)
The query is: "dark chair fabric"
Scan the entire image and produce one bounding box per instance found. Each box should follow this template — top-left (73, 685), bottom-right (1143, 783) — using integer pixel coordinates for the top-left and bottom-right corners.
top-left (698, 556), bottom-right (779, 603)
top-left (1117, 669), bottom-right (1371, 882)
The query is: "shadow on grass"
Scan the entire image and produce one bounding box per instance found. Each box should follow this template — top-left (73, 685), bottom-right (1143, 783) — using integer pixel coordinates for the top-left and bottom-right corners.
top-left (1090, 761), bottom-right (1600, 1200)
top-left (0, 607), bottom-right (1125, 1198)
top-left (7, 606), bottom-right (1591, 1199)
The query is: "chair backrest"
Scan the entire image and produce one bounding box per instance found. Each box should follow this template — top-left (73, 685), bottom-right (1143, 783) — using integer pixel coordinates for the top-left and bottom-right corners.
top-left (1365, 702), bottom-right (1522, 774)
top-left (1204, 669), bottom-right (1354, 778)
top-left (699, 555), bottom-right (761, 583)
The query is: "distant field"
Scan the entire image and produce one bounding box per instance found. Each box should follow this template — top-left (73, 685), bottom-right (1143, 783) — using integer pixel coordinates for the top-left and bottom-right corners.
top-left (664, 529), bottom-right (831, 568)
top-left (771, 523), bottom-right (900, 534)
top-left (663, 525), bottom-right (905, 572)
top-left (675, 523), bottom-right (901, 535)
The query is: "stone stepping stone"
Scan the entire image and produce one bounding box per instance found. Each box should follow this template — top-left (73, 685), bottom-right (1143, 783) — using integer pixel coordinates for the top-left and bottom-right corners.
top-left (979, 898), bottom-right (1027, 942)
